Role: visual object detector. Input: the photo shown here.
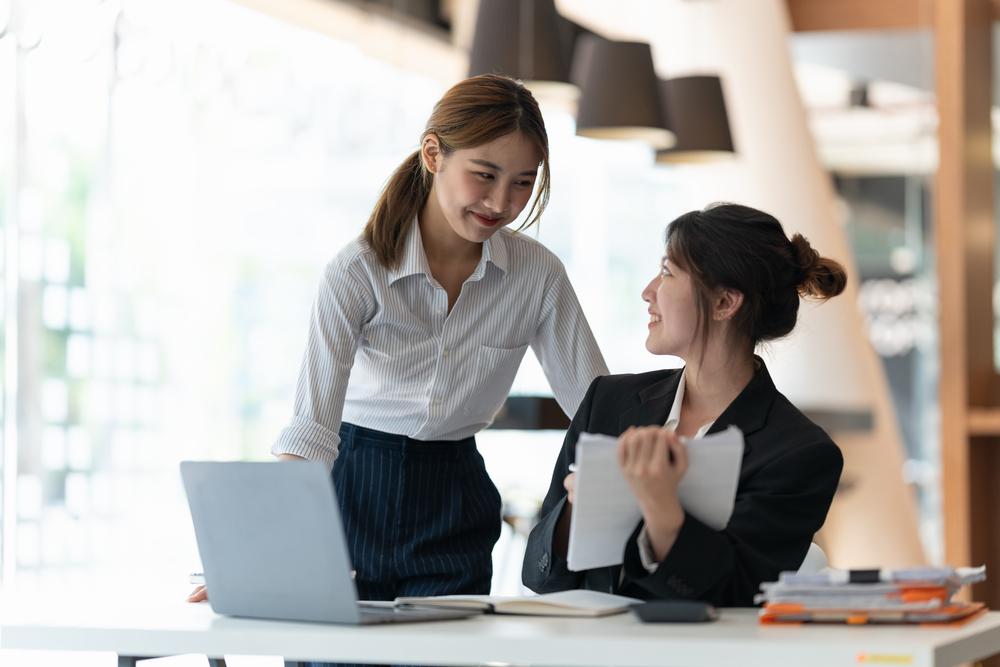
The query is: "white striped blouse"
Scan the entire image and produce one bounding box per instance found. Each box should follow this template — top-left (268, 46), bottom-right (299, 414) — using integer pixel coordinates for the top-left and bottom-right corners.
top-left (271, 221), bottom-right (609, 472)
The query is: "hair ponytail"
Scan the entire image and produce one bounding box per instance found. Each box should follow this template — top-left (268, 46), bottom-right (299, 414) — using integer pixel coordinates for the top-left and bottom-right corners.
top-left (790, 233), bottom-right (847, 300)
top-left (362, 74), bottom-right (551, 268)
top-left (363, 151), bottom-right (430, 268)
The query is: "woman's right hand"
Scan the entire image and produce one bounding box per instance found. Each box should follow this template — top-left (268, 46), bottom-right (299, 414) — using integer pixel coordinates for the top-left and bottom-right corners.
top-left (187, 585), bottom-right (208, 603)
top-left (563, 472), bottom-right (577, 505)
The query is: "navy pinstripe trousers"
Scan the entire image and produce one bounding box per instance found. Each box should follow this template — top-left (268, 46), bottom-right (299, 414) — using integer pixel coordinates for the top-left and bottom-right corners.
top-left (334, 422), bottom-right (502, 599)
top-left (307, 424), bottom-right (502, 667)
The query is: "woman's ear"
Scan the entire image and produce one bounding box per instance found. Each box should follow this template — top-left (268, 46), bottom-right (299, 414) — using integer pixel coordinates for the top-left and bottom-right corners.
top-left (421, 133), bottom-right (443, 174)
top-left (713, 288), bottom-right (744, 321)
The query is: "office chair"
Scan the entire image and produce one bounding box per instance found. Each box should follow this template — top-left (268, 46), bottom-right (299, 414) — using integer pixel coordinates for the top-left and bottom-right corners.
top-left (797, 542), bottom-right (829, 575)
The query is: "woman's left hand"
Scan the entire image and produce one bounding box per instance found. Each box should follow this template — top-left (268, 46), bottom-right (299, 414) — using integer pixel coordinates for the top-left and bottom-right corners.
top-left (617, 426), bottom-right (689, 558)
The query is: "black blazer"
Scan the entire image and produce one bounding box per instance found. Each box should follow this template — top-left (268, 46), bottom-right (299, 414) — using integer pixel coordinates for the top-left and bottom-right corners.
top-left (521, 359), bottom-right (843, 607)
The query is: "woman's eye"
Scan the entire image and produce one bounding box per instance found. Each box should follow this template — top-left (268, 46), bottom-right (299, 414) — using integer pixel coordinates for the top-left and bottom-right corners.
top-left (660, 264), bottom-right (671, 277)
top-left (477, 172), bottom-right (494, 180)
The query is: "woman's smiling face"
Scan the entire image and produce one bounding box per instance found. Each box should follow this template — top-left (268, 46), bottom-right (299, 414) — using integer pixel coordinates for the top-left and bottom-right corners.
top-left (641, 253), bottom-right (701, 358)
top-left (428, 130), bottom-right (541, 244)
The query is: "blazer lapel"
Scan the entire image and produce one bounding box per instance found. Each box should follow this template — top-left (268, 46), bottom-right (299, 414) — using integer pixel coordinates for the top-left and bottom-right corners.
top-left (705, 357), bottom-right (779, 457)
top-left (615, 360), bottom-right (778, 457)
top-left (617, 369), bottom-right (683, 432)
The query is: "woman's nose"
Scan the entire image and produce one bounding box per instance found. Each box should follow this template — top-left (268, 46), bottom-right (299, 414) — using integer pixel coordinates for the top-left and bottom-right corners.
top-left (641, 276), bottom-right (658, 303)
top-left (483, 184), bottom-right (509, 214)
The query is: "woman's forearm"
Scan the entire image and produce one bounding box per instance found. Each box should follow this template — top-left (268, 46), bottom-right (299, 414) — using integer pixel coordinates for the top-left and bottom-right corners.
top-left (644, 515), bottom-right (684, 561)
top-left (639, 496), bottom-right (685, 561)
top-left (277, 453), bottom-right (307, 461)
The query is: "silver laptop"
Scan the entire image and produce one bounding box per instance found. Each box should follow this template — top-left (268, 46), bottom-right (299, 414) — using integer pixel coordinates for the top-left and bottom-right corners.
top-left (180, 460), bottom-right (477, 625)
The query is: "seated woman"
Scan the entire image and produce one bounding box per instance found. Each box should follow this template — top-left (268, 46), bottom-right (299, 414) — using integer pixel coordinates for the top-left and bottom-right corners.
top-left (522, 203), bottom-right (846, 607)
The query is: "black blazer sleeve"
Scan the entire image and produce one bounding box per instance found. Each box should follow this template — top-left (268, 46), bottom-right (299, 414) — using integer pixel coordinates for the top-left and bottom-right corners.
top-left (619, 438), bottom-right (843, 607)
top-left (521, 376), bottom-right (601, 593)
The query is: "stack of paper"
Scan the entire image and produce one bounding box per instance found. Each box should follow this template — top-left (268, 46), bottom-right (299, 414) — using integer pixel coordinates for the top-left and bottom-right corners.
top-left (756, 566), bottom-right (987, 625)
top-left (567, 426), bottom-right (744, 572)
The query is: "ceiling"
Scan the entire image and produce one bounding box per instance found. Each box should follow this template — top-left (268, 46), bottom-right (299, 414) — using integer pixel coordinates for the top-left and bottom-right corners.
top-left (230, 0), bottom-right (1000, 174)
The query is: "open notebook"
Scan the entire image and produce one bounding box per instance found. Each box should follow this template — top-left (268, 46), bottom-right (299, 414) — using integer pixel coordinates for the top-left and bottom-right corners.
top-left (393, 590), bottom-right (641, 617)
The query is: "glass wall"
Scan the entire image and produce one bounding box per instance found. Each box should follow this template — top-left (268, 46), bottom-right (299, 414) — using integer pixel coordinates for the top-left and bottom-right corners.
top-left (1, 0), bottom-right (449, 578)
top-left (835, 174), bottom-right (940, 563)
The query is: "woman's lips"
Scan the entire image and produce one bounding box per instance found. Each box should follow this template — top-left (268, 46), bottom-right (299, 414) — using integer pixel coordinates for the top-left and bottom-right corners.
top-left (471, 212), bottom-right (502, 227)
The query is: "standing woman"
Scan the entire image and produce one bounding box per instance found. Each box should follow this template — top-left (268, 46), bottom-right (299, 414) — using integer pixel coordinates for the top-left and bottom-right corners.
top-left (523, 203), bottom-right (845, 606)
top-left (190, 74), bottom-right (606, 603)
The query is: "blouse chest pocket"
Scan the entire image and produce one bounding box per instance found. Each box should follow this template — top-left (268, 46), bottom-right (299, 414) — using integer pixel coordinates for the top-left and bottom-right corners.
top-left (463, 343), bottom-right (529, 422)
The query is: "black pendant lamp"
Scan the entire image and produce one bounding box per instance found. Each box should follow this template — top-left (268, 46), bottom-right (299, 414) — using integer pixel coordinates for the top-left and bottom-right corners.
top-left (656, 75), bottom-right (735, 163)
top-left (572, 34), bottom-right (675, 149)
top-left (468, 0), bottom-right (578, 102)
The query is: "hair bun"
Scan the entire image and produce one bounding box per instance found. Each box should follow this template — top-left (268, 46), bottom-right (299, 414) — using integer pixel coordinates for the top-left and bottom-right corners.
top-left (791, 233), bottom-right (820, 275)
top-left (790, 233), bottom-right (848, 300)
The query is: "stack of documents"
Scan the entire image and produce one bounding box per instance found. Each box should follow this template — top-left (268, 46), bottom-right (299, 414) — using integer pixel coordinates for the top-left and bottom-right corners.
top-left (567, 426), bottom-right (744, 572)
top-left (756, 566), bottom-right (988, 625)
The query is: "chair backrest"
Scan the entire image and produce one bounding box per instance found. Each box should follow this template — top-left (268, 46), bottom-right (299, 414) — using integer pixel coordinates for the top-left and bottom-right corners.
top-left (797, 542), bottom-right (828, 574)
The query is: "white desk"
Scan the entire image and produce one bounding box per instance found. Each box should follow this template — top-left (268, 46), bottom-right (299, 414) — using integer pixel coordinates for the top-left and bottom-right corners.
top-left (2, 587), bottom-right (1000, 667)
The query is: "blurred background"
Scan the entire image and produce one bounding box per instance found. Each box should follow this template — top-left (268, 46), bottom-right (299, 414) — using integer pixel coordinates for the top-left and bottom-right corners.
top-left (1, 1), bottom-right (998, 662)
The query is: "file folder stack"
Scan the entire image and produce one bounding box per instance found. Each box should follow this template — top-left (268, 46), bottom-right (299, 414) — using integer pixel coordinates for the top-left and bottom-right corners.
top-left (756, 565), bottom-right (987, 625)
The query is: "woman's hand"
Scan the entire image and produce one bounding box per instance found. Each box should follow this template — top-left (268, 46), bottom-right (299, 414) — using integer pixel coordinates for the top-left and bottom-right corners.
top-left (563, 471), bottom-right (577, 505)
top-left (552, 470), bottom-right (578, 557)
top-left (617, 426), bottom-right (689, 560)
top-left (187, 585), bottom-right (208, 603)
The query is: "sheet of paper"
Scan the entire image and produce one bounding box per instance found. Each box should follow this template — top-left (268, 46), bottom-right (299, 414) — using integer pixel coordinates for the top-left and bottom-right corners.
top-left (567, 425), bottom-right (744, 572)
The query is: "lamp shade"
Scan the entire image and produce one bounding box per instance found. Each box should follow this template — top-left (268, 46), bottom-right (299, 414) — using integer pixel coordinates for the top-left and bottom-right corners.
top-left (468, 0), bottom-right (578, 102)
top-left (572, 35), bottom-right (675, 149)
top-left (656, 75), bottom-right (735, 163)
